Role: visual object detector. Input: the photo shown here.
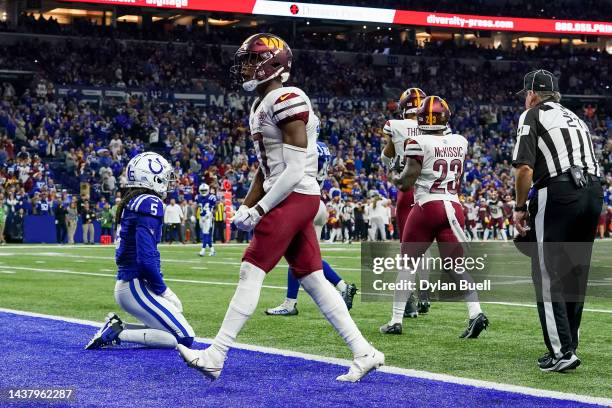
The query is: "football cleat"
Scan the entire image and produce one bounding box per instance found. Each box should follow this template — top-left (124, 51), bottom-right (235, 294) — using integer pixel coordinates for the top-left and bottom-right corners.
top-left (336, 347), bottom-right (385, 382)
top-left (418, 291), bottom-right (431, 314)
top-left (341, 283), bottom-right (358, 311)
top-left (379, 322), bottom-right (402, 335)
top-left (199, 248), bottom-right (206, 257)
top-left (85, 312), bottom-right (124, 350)
top-left (209, 248), bottom-right (216, 256)
top-left (417, 301), bottom-right (431, 314)
top-left (265, 301), bottom-right (298, 316)
top-left (403, 293), bottom-right (418, 318)
top-left (539, 351), bottom-right (581, 372)
top-left (177, 344), bottom-right (224, 381)
top-left (459, 313), bottom-right (489, 339)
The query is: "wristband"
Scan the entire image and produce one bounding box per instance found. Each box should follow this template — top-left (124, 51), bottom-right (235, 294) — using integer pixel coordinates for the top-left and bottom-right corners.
top-left (515, 204), bottom-right (527, 212)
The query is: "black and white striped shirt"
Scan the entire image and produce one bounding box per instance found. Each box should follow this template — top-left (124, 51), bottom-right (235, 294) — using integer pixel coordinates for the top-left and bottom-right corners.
top-left (512, 101), bottom-right (600, 187)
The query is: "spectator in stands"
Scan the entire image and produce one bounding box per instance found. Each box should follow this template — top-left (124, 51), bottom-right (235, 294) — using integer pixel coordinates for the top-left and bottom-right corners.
top-left (54, 201), bottom-right (67, 244)
top-left (164, 198), bottom-right (183, 244)
top-left (80, 201), bottom-right (96, 244)
top-left (66, 201), bottom-right (79, 244)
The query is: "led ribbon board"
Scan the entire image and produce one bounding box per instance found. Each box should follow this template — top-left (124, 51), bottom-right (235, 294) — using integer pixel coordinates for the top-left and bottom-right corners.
top-left (57, 0), bottom-right (612, 36)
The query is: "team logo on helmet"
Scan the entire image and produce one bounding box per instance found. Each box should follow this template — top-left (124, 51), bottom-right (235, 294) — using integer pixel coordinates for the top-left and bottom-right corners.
top-left (148, 157), bottom-right (164, 175)
top-left (259, 36), bottom-right (286, 50)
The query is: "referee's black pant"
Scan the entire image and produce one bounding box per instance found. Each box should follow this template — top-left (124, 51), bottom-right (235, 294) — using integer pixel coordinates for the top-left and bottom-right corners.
top-left (528, 178), bottom-right (603, 358)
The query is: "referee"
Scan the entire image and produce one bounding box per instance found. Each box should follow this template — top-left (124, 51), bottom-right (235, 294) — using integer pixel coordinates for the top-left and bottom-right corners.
top-left (512, 69), bottom-right (603, 373)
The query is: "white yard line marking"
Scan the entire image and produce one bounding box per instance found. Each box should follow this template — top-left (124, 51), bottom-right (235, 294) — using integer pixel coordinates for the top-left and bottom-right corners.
top-left (0, 270), bottom-right (15, 274)
top-left (3, 265), bottom-right (612, 313)
top-left (19, 252), bottom-right (363, 272)
top-left (1, 266), bottom-right (286, 290)
top-left (483, 301), bottom-right (612, 314)
top-left (0, 307), bottom-right (610, 407)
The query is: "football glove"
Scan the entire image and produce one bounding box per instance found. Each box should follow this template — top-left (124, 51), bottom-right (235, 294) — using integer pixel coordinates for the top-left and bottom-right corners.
top-left (232, 205), bottom-right (262, 231)
top-left (161, 287), bottom-right (183, 313)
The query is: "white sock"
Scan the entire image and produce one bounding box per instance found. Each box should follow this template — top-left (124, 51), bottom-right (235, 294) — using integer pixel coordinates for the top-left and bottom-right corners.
top-left (391, 266), bottom-right (414, 324)
top-left (419, 249), bottom-right (431, 283)
top-left (467, 302), bottom-right (483, 319)
top-left (300, 270), bottom-right (371, 357)
top-left (210, 262), bottom-right (266, 359)
top-left (501, 229), bottom-right (508, 241)
top-left (119, 329), bottom-right (177, 348)
top-left (285, 297), bottom-right (297, 309)
top-left (335, 280), bottom-right (347, 293)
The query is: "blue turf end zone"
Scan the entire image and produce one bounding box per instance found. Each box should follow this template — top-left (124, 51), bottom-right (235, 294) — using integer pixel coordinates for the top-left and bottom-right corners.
top-left (0, 312), bottom-right (603, 408)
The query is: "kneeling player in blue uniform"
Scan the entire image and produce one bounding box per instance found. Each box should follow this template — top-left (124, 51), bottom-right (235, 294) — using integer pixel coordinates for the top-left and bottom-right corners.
top-left (265, 142), bottom-right (357, 316)
top-left (197, 183), bottom-right (216, 257)
top-left (85, 152), bottom-right (195, 349)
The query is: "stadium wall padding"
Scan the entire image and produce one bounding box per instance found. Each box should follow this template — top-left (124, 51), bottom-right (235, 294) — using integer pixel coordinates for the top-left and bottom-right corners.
top-left (24, 216), bottom-right (102, 244)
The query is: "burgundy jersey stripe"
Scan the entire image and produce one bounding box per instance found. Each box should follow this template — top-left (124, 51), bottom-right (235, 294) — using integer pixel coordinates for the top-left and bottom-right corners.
top-left (253, 132), bottom-right (270, 176)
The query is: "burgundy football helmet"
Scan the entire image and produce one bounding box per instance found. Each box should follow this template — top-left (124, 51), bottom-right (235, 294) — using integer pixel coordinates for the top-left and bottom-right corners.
top-left (416, 96), bottom-right (451, 131)
top-left (230, 33), bottom-right (293, 92)
top-left (398, 87), bottom-right (426, 118)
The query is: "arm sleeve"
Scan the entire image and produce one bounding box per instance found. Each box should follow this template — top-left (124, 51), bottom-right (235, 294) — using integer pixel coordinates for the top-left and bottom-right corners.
top-left (512, 109), bottom-right (538, 169)
top-left (257, 144), bottom-right (306, 214)
top-left (135, 214), bottom-right (167, 295)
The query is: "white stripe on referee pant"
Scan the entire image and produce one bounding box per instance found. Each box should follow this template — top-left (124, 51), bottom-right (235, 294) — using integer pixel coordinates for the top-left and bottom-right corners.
top-left (535, 187), bottom-right (562, 358)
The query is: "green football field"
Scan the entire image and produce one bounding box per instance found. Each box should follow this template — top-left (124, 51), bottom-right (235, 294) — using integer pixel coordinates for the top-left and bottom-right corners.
top-left (0, 242), bottom-right (611, 399)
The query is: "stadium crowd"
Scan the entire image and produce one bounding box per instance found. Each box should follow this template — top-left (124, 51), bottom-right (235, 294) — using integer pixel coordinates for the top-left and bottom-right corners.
top-left (0, 36), bottom-right (610, 244)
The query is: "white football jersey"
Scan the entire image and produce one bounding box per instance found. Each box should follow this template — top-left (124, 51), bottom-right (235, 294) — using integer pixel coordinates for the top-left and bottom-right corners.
top-left (404, 133), bottom-right (468, 205)
top-left (249, 86), bottom-right (320, 196)
top-left (465, 202), bottom-right (478, 221)
top-left (487, 200), bottom-right (504, 219)
top-left (382, 118), bottom-right (419, 169)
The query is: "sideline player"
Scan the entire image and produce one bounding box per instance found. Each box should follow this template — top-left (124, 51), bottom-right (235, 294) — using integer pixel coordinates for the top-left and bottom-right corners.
top-left (177, 34), bottom-right (383, 382)
top-left (485, 191), bottom-right (507, 241)
top-left (379, 88), bottom-right (430, 332)
top-left (502, 194), bottom-right (515, 239)
top-left (197, 183), bottom-right (217, 256)
top-left (265, 141), bottom-right (358, 316)
top-left (463, 196), bottom-right (479, 241)
top-left (85, 152), bottom-right (195, 350)
top-left (386, 96), bottom-right (489, 338)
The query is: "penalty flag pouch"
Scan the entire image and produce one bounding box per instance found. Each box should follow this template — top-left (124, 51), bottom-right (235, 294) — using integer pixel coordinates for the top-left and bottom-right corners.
top-left (569, 166), bottom-right (587, 188)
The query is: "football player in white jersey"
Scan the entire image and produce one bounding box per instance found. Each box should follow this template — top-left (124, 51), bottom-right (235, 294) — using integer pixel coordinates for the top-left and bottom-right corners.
top-left (380, 88), bottom-right (431, 333)
top-left (177, 34), bottom-right (383, 382)
top-left (463, 196), bottom-right (479, 241)
top-left (389, 96), bottom-right (489, 339)
top-left (485, 191), bottom-right (507, 241)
